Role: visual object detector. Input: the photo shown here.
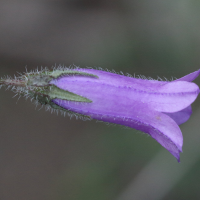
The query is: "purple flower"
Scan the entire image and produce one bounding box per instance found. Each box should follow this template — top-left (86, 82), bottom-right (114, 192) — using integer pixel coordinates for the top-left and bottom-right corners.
top-left (50, 68), bottom-right (200, 162)
top-left (1, 67), bottom-right (199, 161)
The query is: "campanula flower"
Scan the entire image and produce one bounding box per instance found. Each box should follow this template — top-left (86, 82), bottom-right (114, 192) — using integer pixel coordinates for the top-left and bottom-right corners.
top-left (1, 66), bottom-right (199, 161)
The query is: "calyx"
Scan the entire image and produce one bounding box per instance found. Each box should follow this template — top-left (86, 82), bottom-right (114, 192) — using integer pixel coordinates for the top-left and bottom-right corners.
top-left (25, 70), bottom-right (97, 110)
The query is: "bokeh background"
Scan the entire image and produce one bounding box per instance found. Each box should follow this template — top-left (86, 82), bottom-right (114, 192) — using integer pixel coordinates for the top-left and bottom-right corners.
top-left (0, 1), bottom-right (200, 200)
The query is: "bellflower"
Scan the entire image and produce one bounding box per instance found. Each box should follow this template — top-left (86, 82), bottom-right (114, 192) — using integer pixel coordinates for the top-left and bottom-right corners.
top-left (1, 66), bottom-right (199, 161)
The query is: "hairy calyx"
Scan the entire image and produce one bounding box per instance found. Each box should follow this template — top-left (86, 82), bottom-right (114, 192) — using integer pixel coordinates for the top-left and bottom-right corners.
top-left (0, 69), bottom-right (97, 112)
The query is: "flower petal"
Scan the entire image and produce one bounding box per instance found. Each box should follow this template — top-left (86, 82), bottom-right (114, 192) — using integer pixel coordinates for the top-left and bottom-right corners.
top-left (52, 99), bottom-right (183, 161)
top-left (147, 81), bottom-right (199, 113)
top-left (163, 106), bottom-right (192, 125)
top-left (51, 69), bottom-right (199, 113)
top-left (175, 69), bottom-right (200, 82)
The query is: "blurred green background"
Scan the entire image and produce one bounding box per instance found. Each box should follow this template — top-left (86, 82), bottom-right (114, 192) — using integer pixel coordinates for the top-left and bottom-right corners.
top-left (0, 1), bottom-right (200, 200)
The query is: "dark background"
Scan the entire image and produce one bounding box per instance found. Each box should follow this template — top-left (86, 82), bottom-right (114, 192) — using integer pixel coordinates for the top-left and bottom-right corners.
top-left (0, 1), bottom-right (200, 200)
